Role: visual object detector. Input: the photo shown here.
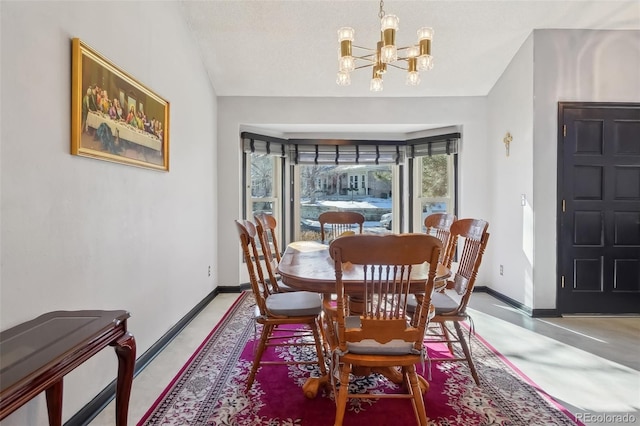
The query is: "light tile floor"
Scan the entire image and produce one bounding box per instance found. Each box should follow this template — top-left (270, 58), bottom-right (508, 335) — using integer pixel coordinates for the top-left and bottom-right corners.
top-left (90, 292), bottom-right (640, 426)
top-left (89, 293), bottom-right (240, 426)
top-left (467, 294), bottom-right (640, 426)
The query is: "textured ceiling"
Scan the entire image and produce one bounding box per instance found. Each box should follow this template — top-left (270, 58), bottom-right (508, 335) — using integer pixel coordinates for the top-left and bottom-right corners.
top-left (180, 0), bottom-right (639, 99)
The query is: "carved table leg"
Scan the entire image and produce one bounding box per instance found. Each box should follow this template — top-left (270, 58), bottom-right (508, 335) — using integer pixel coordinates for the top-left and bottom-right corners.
top-left (112, 332), bottom-right (136, 426)
top-left (45, 379), bottom-right (63, 426)
top-left (302, 375), bottom-right (329, 399)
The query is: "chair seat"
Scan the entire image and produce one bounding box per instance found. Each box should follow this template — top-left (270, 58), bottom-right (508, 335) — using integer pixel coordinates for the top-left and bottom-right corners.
top-left (432, 292), bottom-right (460, 314)
top-left (339, 316), bottom-right (415, 355)
top-left (275, 279), bottom-right (299, 293)
top-left (407, 292), bottom-right (459, 314)
top-left (266, 291), bottom-right (322, 316)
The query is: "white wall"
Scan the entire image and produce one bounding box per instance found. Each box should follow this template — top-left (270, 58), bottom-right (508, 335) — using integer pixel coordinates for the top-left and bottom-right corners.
top-left (532, 29), bottom-right (640, 308)
top-left (487, 34), bottom-right (535, 306)
top-left (0, 1), bottom-right (218, 424)
top-left (217, 96), bottom-right (491, 290)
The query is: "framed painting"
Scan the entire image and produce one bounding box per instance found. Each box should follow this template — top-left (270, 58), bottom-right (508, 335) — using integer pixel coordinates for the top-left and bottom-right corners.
top-left (71, 38), bottom-right (170, 171)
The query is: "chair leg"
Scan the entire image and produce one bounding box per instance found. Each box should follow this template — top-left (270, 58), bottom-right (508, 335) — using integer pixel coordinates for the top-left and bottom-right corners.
top-left (312, 317), bottom-right (327, 376)
top-left (453, 321), bottom-right (480, 386)
top-left (318, 310), bottom-right (332, 355)
top-left (441, 322), bottom-right (454, 354)
top-left (246, 323), bottom-right (273, 391)
top-left (334, 362), bottom-right (352, 426)
top-left (405, 365), bottom-right (428, 426)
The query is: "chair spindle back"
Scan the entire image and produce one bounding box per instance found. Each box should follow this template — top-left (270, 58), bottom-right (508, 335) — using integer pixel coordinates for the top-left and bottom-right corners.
top-left (254, 214), bottom-right (285, 292)
top-left (319, 211), bottom-right (365, 243)
top-left (445, 218), bottom-right (490, 315)
top-left (424, 213), bottom-right (457, 268)
top-left (329, 234), bottom-right (442, 354)
top-left (235, 220), bottom-right (276, 315)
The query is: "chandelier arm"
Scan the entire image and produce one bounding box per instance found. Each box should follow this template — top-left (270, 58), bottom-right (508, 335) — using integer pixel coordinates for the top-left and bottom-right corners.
top-left (386, 63), bottom-right (408, 71)
top-left (353, 55), bottom-right (376, 62)
top-left (351, 45), bottom-right (377, 52)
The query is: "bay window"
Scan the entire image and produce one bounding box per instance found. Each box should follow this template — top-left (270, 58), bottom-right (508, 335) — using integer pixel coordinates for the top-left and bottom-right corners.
top-left (242, 131), bottom-right (458, 246)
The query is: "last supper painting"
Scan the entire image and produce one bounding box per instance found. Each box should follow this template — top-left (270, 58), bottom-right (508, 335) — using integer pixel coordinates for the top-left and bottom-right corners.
top-left (71, 38), bottom-right (170, 171)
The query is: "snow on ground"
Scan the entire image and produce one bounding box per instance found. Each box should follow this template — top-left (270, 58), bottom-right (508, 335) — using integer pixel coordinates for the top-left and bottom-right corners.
top-left (301, 197), bottom-right (392, 209)
top-left (300, 197), bottom-right (392, 231)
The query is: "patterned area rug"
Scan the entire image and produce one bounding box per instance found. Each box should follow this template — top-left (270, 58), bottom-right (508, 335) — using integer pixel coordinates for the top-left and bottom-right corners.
top-left (138, 291), bottom-right (581, 425)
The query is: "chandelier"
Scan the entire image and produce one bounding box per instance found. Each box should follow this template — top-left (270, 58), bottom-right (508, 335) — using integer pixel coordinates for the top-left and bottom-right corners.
top-left (336, 0), bottom-right (434, 91)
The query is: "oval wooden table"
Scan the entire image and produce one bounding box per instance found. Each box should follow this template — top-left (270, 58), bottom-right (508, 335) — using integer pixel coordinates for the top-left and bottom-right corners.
top-left (278, 240), bottom-right (450, 294)
top-left (277, 240), bottom-right (451, 398)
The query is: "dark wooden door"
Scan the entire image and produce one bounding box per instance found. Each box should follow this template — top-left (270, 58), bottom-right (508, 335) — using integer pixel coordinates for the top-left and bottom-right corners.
top-left (558, 102), bottom-right (640, 314)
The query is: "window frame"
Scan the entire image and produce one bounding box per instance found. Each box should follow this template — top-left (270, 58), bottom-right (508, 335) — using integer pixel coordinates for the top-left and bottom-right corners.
top-left (243, 151), bottom-right (287, 255)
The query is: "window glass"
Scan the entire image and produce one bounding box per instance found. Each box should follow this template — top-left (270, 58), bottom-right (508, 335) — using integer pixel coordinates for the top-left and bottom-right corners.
top-left (296, 164), bottom-right (394, 241)
top-left (413, 154), bottom-right (455, 231)
top-left (245, 153), bottom-right (283, 254)
top-left (249, 153), bottom-right (277, 216)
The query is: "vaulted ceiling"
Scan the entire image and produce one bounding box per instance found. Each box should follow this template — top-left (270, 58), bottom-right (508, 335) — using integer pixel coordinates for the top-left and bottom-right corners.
top-left (180, 0), bottom-right (639, 98)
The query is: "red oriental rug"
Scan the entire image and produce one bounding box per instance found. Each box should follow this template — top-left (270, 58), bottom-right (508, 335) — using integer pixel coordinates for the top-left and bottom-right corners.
top-left (138, 291), bottom-right (581, 425)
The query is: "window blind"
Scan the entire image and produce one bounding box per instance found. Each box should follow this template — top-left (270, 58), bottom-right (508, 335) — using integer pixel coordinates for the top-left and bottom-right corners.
top-left (407, 132), bottom-right (460, 157)
top-left (241, 131), bottom-right (460, 162)
top-left (241, 132), bottom-right (287, 157)
top-left (289, 141), bottom-right (405, 165)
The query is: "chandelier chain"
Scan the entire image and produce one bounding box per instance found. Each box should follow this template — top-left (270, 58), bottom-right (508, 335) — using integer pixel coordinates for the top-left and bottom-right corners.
top-left (378, 0), bottom-right (385, 19)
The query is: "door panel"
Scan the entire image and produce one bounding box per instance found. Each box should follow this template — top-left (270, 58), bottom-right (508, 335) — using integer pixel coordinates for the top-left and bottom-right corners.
top-left (558, 103), bottom-right (640, 314)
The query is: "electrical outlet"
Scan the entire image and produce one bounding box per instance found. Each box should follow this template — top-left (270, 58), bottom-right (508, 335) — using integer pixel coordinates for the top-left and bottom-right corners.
top-left (208, 266), bottom-right (211, 277)
top-left (499, 265), bottom-right (504, 276)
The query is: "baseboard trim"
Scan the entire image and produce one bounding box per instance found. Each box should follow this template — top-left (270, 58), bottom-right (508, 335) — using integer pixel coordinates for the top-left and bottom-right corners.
top-left (474, 286), bottom-right (561, 318)
top-left (65, 286), bottom-right (243, 426)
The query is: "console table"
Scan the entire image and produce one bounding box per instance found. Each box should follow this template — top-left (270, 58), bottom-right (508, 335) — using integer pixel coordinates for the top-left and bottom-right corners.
top-left (0, 310), bottom-right (136, 425)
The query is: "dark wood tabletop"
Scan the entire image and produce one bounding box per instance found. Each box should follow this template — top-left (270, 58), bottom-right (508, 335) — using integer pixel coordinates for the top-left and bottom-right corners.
top-left (277, 240), bottom-right (450, 293)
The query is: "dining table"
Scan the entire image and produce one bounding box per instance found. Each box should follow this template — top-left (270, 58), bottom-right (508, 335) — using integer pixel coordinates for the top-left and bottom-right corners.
top-left (277, 239), bottom-right (451, 398)
top-left (278, 240), bottom-right (451, 293)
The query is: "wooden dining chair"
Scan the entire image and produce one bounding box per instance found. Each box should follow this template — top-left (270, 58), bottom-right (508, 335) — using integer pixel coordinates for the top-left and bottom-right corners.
top-left (328, 233), bottom-right (442, 426)
top-left (424, 218), bottom-right (489, 386)
top-left (235, 220), bottom-right (327, 392)
top-left (424, 212), bottom-right (457, 268)
top-left (254, 214), bottom-right (295, 292)
top-left (254, 213), bottom-right (281, 262)
top-left (318, 211), bottom-right (365, 243)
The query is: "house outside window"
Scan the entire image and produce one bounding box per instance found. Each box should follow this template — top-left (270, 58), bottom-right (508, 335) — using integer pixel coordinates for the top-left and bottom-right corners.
top-left (297, 164), bottom-right (395, 241)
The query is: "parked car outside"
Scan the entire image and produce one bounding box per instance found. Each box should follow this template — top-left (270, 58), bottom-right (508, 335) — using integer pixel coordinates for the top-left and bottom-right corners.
top-left (380, 213), bottom-right (392, 230)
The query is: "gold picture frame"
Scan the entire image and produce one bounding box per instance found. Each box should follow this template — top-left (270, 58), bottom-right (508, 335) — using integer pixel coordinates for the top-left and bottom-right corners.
top-left (71, 38), bottom-right (170, 171)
